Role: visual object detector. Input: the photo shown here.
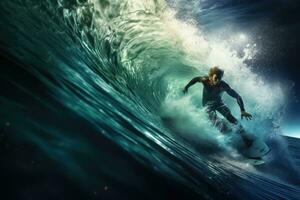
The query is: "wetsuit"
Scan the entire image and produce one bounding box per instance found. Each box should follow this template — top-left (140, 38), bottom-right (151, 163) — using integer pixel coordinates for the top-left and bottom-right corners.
top-left (185, 76), bottom-right (245, 133)
top-left (184, 75), bottom-right (254, 146)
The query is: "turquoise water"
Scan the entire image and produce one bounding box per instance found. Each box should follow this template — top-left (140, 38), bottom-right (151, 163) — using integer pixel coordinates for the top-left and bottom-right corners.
top-left (0, 0), bottom-right (299, 199)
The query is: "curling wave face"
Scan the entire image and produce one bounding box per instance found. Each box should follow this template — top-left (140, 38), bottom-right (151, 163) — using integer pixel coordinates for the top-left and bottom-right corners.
top-left (0, 0), bottom-right (299, 199)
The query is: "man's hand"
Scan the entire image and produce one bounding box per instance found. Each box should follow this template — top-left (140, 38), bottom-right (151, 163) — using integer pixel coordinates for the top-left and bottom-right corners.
top-left (183, 87), bottom-right (188, 94)
top-left (241, 111), bottom-right (252, 120)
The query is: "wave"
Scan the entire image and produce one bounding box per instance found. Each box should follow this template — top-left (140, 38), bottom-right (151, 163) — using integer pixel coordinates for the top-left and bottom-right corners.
top-left (0, 0), bottom-right (299, 199)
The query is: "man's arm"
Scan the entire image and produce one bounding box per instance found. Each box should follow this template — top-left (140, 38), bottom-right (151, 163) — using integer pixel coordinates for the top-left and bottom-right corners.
top-left (183, 76), bottom-right (203, 94)
top-left (223, 82), bottom-right (252, 120)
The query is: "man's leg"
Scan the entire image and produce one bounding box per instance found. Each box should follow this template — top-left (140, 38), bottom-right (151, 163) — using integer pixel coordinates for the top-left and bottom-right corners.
top-left (205, 105), bottom-right (231, 133)
top-left (216, 104), bottom-right (238, 124)
top-left (217, 104), bottom-right (253, 147)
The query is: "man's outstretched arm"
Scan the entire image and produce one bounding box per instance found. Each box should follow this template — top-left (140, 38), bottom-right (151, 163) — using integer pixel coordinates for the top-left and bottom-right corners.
top-left (223, 82), bottom-right (252, 120)
top-left (183, 76), bottom-right (203, 94)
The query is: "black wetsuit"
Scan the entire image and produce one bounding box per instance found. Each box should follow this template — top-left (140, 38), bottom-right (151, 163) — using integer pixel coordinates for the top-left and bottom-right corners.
top-left (185, 76), bottom-right (245, 133)
top-left (202, 76), bottom-right (245, 124)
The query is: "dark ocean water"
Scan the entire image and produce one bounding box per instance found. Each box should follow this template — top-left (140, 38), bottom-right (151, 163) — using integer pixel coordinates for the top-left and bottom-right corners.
top-left (0, 0), bottom-right (300, 199)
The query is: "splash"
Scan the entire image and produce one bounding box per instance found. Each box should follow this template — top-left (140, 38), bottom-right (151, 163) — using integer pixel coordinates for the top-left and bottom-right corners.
top-left (0, 0), bottom-right (299, 199)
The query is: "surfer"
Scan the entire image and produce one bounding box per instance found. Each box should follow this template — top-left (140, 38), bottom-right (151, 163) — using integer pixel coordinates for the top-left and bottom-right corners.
top-left (183, 66), bottom-right (253, 147)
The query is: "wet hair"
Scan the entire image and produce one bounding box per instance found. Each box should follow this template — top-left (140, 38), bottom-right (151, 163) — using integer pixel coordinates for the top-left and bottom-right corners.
top-left (209, 66), bottom-right (224, 79)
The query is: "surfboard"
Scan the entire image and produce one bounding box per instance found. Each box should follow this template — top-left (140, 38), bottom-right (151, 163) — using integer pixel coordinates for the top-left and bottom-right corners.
top-left (243, 157), bottom-right (266, 165)
top-left (242, 138), bottom-right (270, 158)
top-left (238, 137), bottom-right (271, 165)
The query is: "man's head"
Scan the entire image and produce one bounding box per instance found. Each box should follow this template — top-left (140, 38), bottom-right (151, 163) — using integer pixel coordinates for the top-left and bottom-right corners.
top-left (208, 66), bottom-right (224, 85)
